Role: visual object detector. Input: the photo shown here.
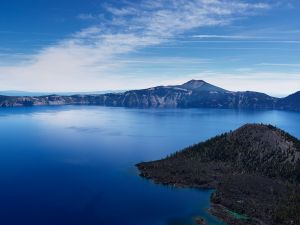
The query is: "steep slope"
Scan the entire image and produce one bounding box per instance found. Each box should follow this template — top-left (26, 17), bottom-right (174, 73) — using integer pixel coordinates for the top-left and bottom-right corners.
top-left (179, 90), bottom-right (277, 109)
top-left (137, 124), bottom-right (300, 225)
top-left (119, 86), bottom-right (190, 107)
top-left (278, 91), bottom-right (300, 111)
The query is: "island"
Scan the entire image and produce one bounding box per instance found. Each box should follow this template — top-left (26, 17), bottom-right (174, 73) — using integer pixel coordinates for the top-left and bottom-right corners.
top-left (136, 124), bottom-right (300, 225)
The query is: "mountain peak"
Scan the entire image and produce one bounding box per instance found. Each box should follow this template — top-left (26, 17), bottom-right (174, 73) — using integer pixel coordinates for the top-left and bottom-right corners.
top-left (179, 79), bottom-right (227, 92)
top-left (181, 80), bottom-right (206, 89)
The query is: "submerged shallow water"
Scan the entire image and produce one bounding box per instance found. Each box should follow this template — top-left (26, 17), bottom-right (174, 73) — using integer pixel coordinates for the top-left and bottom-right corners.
top-left (0, 106), bottom-right (299, 225)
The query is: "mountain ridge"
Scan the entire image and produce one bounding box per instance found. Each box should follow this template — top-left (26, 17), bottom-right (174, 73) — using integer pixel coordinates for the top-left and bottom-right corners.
top-left (0, 80), bottom-right (299, 111)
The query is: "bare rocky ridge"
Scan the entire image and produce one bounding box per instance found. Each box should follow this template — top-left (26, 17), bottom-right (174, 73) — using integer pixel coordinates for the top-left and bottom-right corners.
top-left (136, 124), bottom-right (300, 225)
top-left (0, 80), bottom-right (299, 111)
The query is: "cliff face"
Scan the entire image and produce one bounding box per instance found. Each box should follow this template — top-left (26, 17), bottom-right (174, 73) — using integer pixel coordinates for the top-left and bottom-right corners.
top-left (0, 80), bottom-right (299, 111)
top-left (137, 124), bottom-right (300, 225)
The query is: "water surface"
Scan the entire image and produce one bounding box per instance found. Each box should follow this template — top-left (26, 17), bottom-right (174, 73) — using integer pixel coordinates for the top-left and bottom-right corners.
top-left (0, 106), bottom-right (299, 225)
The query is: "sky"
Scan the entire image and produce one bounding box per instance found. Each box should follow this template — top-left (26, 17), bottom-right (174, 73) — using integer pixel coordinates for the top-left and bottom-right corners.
top-left (0, 0), bottom-right (299, 96)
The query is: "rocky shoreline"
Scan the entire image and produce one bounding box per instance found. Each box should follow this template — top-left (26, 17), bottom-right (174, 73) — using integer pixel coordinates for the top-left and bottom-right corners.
top-left (136, 124), bottom-right (300, 225)
top-left (137, 163), bottom-right (289, 225)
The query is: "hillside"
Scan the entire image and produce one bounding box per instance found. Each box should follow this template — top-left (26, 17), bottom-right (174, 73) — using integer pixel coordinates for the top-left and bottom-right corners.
top-left (277, 91), bottom-right (300, 111)
top-left (137, 124), bottom-right (300, 225)
top-left (0, 80), bottom-right (299, 111)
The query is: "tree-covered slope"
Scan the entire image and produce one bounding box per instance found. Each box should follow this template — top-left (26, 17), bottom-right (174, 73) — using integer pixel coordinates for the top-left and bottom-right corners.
top-left (137, 124), bottom-right (300, 225)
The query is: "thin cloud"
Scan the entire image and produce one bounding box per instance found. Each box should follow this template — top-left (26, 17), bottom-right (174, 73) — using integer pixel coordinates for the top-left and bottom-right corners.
top-left (116, 57), bottom-right (212, 65)
top-left (78, 13), bottom-right (97, 20)
top-left (258, 63), bottom-right (300, 67)
top-left (0, 0), bottom-right (273, 91)
top-left (192, 34), bottom-right (256, 39)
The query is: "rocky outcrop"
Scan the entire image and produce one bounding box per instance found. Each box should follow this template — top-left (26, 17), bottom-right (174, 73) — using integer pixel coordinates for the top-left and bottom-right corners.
top-left (0, 80), bottom-right (299, 111)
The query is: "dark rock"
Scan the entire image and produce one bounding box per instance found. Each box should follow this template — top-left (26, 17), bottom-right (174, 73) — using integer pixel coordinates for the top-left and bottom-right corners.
top-left (195, 216), bottom-right (207, 225)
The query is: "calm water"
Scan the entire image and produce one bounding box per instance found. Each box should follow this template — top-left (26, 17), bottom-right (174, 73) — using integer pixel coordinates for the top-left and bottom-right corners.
top-left (0, 106), bottom-right (299, 225)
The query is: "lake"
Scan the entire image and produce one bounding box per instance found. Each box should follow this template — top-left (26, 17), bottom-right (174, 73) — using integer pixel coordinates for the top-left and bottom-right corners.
top-left (0, 106), bottom-right (299, 225)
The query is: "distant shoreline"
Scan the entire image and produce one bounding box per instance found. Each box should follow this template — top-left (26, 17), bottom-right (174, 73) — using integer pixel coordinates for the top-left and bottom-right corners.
top-left (1, 80), bottom-right (299, 111)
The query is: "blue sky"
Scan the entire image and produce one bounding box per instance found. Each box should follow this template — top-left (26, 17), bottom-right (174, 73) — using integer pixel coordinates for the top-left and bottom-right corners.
top-left (0, 0), bottom-right (299, 96)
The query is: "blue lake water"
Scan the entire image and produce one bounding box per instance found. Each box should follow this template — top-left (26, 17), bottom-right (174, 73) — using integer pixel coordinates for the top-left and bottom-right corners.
top-left (0, 106), bottom-right (299, 225)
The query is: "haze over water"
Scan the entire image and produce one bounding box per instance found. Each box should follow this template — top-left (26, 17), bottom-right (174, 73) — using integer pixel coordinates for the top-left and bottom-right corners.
top-left (0, 106), bottom-right (299, 225)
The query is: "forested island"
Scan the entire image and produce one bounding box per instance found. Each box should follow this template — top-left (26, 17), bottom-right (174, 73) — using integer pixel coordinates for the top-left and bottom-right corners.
top-left (137, 124), bottom-right (300, 225)
top-left (0, 80), bottom-right (300, 111)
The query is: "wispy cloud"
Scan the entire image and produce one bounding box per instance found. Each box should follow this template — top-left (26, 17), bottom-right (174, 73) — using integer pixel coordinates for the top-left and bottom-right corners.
top-left (258, 63), bottom-right (300, 67)
top-left (192, 34), bottom-right (254, 39)
top-left (78, 13), bottom-right (98, 20)
top-left (0, 0), bottom-right (274, 91)
top-left (115, 57), bottom-right (212, 65)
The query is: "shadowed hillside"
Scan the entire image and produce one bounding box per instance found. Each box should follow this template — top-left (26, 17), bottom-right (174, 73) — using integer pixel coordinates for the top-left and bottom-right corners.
top-left (137, 124), bottom-right (300, 225)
